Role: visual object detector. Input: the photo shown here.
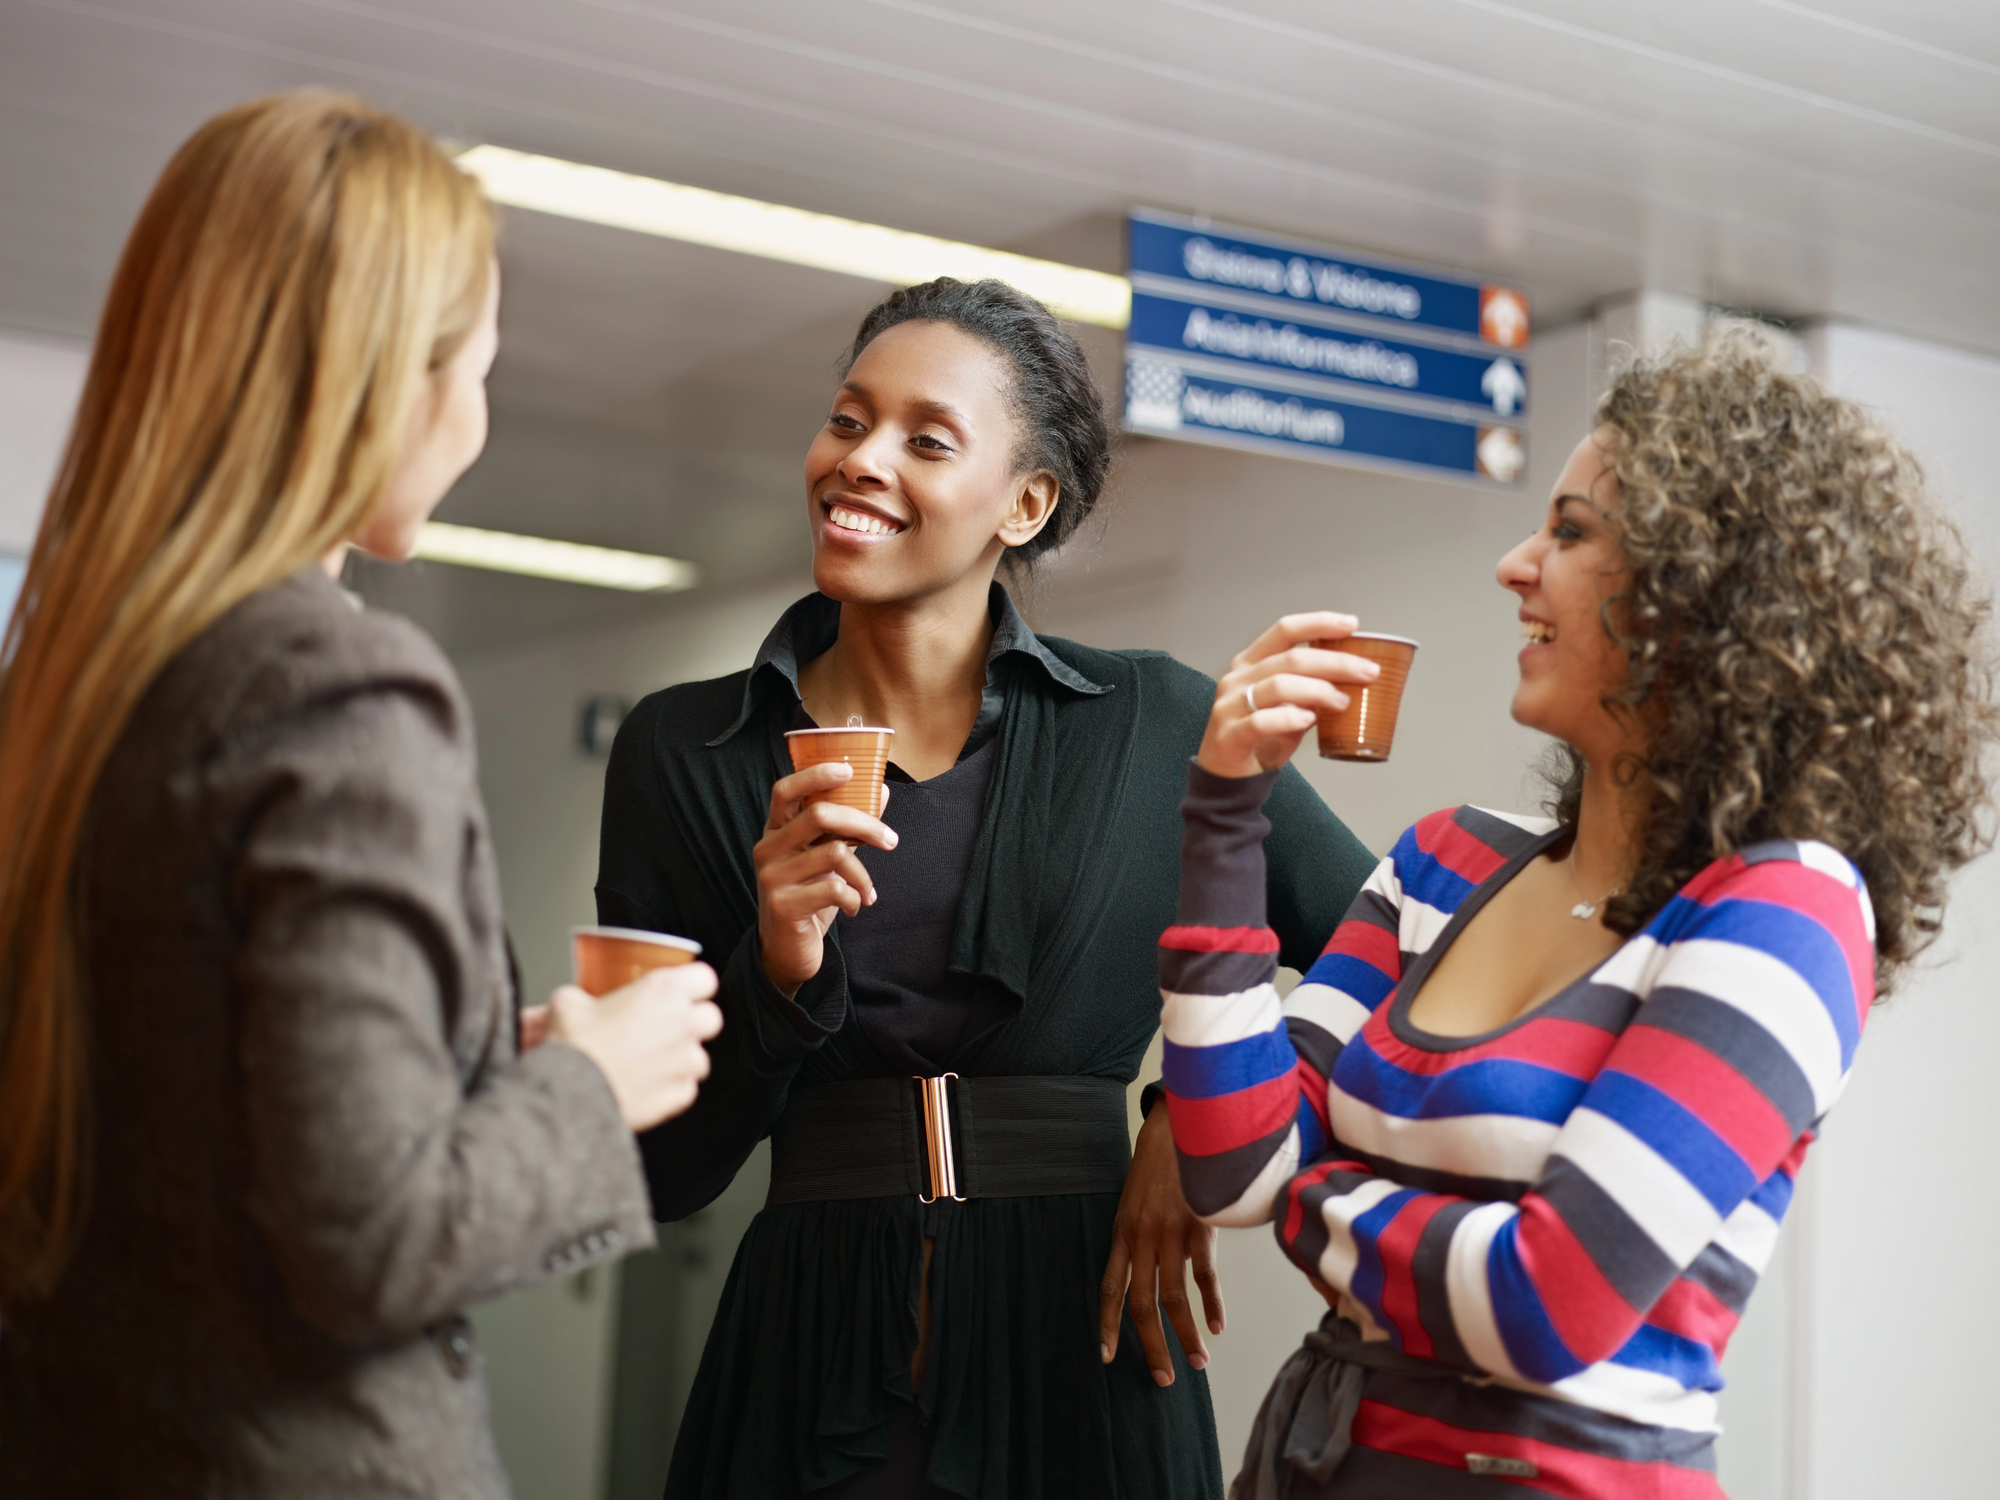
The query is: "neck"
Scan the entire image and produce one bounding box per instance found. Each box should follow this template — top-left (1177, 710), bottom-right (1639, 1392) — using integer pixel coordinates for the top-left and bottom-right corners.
top-left (1571, 750), bottom-right (1644, 899)
top-left (799, 562), bottom-right (1000, 779)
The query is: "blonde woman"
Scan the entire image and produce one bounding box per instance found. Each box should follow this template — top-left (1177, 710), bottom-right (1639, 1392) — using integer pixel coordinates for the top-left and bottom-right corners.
top-left (0, 93), bottom-right (722, 1496)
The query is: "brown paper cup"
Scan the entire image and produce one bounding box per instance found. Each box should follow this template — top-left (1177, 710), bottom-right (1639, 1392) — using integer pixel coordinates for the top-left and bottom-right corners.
top-left (1315, 633), bottom-right (1419, 763)
top-left (785, 727), bottom-right (894, 818)
top-left (571, 925), bottom-right (702, 998)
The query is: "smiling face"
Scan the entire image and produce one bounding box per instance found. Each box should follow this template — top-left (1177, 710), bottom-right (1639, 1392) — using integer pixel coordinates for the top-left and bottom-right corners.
top-left (1495, 431), bottom-right (1644, 765)
top-left (803, 319), bottom-right (1057, 606)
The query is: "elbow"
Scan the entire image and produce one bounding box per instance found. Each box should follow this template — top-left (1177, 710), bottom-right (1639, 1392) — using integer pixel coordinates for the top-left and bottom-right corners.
top-left (1180, 1161), bottom-right (1282, 1228)
top-left (1178, 1133), bottom-right (1298, 1230)
top-left (265, 1239), bottom-right (440, 1347)
top-left (1509, 1344), bottom-right (1593, 1387)
top-left (252, 1198), bottom-right (468, 1346)
top-left (640, 1134), bottom-right (740, 1224)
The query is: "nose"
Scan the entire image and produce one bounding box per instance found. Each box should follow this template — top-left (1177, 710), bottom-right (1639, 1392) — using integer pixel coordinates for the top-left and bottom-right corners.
top-left (1496, 532), bottom-right (1539, 595)
top-left (838, 428), bottom-right (896, 490)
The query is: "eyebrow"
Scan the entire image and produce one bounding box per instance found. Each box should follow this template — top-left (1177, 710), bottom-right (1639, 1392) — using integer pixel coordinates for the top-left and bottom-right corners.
top-left (836, 380), bottom-right (969, 424)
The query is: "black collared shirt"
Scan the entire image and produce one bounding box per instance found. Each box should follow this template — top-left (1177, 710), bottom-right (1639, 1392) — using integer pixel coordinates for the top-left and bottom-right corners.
top-left (717, 585), bottom-right (1109, 1071)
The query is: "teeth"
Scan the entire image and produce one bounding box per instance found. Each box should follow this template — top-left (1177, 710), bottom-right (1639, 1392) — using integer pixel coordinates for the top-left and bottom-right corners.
top-left (830, 504), bottom-right (899, 536)
top-left (1521, 621), bottom-right (1555, 645)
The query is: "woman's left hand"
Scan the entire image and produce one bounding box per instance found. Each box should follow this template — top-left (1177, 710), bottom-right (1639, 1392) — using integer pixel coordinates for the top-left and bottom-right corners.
top-left (1099, 1103), bottom-right (1223, 1387)
top-left (519, 1004), bottom-right (550, 1051)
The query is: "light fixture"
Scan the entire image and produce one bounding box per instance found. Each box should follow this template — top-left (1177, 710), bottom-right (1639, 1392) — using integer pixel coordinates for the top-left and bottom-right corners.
top-left (456, 144), bottom-right (1132, 331)
top-left (412, 522), bottom-right (699, 592)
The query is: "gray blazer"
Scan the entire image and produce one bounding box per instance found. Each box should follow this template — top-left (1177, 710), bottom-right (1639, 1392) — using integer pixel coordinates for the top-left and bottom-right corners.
top-left (0, 568), bottom-right (654, 1497)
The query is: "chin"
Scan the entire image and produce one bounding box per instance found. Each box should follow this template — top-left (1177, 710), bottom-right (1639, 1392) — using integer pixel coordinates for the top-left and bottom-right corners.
top-left (1508, 687), bottom-right (1555, 737)
top-left (810, 550), bottom-right (892, 605)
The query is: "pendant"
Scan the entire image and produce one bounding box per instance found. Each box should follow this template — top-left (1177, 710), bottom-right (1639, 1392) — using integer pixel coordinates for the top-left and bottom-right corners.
top-left (1570, 900), bottom-right (1597, 920)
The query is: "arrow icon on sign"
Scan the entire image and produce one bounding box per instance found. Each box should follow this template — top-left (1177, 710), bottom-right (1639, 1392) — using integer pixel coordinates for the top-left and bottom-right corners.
top-left (1477, 424), bottom-right (1526, 484)
top-left (1481, 358), bottom-right (1525, 416)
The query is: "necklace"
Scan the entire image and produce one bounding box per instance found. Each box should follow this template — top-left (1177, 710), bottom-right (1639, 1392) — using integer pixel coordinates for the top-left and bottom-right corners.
top-left (1566, 842), bottom-right (1622, 921)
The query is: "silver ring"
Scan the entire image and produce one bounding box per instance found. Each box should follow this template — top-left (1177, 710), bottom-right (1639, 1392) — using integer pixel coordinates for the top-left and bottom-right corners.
top-left (1244, 683), bottom-right (1259, 713)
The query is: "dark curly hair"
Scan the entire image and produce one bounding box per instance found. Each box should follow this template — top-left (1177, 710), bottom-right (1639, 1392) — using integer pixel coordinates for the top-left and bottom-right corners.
top-left (1545, 324), bottom-right (1997, 992)
top-left (843, 277), bottom-right (1112, 571)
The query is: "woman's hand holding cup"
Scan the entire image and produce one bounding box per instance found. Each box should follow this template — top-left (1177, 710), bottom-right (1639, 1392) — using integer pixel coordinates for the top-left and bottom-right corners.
top-left (1197, 612), bottom-right (1382, 778)
top-left (756, 762), bottom-right (897, 997)
top-left (544, 963), bottom-right (723, 1131)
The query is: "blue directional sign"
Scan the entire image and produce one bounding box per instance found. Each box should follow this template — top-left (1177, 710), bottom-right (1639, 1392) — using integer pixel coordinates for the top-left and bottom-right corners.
top-left (1125, 358), bottom-right (1527, 486)
top-left (1127, 290), bottom-right (1528, 417)
top-left (1123, 210), bottom-right (1531, 486)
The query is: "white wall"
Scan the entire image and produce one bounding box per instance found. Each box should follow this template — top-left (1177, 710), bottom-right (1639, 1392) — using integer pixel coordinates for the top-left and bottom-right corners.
top-left (0, 331), bottom-right (88, 619)
top-left (1790, 323), bottom-right (2000, 1500)
top-left (454, 575), bottom-right (810, 1500)
top-left (0, 331), bottom-right (87, 552)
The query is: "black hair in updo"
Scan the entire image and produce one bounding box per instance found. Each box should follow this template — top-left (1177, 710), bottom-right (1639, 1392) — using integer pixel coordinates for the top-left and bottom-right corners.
top-left (842, 277), bottom-right (1113, 569)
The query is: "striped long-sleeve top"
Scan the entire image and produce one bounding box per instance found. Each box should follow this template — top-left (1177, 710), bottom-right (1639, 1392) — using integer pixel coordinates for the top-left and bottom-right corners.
top-left (1160, 765), bottom-right (1874, 1495)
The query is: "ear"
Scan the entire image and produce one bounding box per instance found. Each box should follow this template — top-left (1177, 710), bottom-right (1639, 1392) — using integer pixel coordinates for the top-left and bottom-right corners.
top-left (997, 469), bottom-right (1060, 550)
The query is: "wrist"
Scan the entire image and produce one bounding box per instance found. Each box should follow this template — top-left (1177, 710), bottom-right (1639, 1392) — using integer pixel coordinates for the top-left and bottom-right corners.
top-left (756, 927), bottom-right (812, 998)
top-left (752, 924), bottom-right (808, 1004)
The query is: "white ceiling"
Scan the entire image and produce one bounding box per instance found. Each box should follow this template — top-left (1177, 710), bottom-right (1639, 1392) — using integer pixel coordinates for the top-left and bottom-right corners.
top-left (3, 0), bottom-right (1997, 650)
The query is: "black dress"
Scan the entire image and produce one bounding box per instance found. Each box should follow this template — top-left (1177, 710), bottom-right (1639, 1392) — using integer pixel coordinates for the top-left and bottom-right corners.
top-left (595, 587), bottom-right (1376, 1500)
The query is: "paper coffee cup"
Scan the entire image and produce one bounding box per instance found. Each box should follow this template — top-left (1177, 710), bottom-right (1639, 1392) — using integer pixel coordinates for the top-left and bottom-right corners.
top-left (571, 925), bottom-right (702, 997)
top-left (1316, 633), bottom-right (1419, 763)
top-left (784, 726), bottom-right (894, 818)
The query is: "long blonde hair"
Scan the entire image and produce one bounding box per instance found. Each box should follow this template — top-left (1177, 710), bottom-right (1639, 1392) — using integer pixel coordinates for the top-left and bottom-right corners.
top-left (0, 91), bottom-right (493, 1304)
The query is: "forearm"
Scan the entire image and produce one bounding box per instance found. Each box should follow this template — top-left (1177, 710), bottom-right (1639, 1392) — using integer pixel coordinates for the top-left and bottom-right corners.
top-left (1278, 852), bottom-right (1873, 1383)
top-left (1281, 1156), bottom-right (1626, 1384)
top-left (1159, 762), bottom-right (1321, 1226)
top-left (1262, 762), bottom-right (1377, 973)
top-left (240, 915), bottom-right (654, 1345)
top-left (635, 925), bottom-right (847, 1220)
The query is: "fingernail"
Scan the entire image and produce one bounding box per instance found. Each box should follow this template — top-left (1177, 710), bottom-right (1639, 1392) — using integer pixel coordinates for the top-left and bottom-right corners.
top-left (1210, 1319), bottom-right (1224, 1335)
top-left (1153, 1369), bottom-right (1173, 1388)
top-left (1189, 1352), bottom-right (1208, 1370)
top-left (1100, 1343), bottom-right (1112, 1363)
top-left (885, 832), bottom-right (899, 848)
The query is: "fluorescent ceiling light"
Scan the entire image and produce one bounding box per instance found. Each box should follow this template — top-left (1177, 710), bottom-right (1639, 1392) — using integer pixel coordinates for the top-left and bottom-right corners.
top-left (457, 144), bottom-right (1132, 331)
top-left (413, 522), bottom-right (699, 592)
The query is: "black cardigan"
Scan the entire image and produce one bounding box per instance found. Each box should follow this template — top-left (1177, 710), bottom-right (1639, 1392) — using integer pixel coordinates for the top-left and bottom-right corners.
top-left (596, 604), bottom-right (1375, 1500)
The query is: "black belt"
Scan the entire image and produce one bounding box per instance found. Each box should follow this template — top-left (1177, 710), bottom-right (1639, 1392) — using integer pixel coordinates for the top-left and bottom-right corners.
top-left (766, 1075), bottom-right (1132, 1206)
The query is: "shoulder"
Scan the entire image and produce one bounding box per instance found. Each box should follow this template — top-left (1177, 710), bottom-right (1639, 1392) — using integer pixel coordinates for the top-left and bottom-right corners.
top-left (1036, 636), bottom-right (1216, 716)
top-left (622, 670), bottom-right (757, 758)
top-left (1661, 839), bottom-right (1876, 968)
top-left (1642, 841), bottom-right (1877, 1084)
top-left (1386, 805), bottom-right (1556, 908)
top-left (159, 569), bottom-right (468, 751)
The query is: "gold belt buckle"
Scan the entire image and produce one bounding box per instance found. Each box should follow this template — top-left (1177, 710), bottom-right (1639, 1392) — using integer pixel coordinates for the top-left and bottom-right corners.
top-left (915, 1073), bottom-right (966, 1204)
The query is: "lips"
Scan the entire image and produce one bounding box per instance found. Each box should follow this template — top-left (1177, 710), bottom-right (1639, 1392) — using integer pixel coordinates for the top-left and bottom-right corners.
top-left (824, 499), bottom-right (905, 538)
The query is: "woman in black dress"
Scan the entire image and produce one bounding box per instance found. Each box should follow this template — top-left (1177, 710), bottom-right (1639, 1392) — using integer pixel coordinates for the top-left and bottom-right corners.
top-left (597, 278), bottom-right (1381, 1498)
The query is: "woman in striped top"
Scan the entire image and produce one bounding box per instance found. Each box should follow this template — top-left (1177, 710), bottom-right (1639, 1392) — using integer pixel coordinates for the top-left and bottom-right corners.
top-left (1159, 328), bottom-right (1995, 1498)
